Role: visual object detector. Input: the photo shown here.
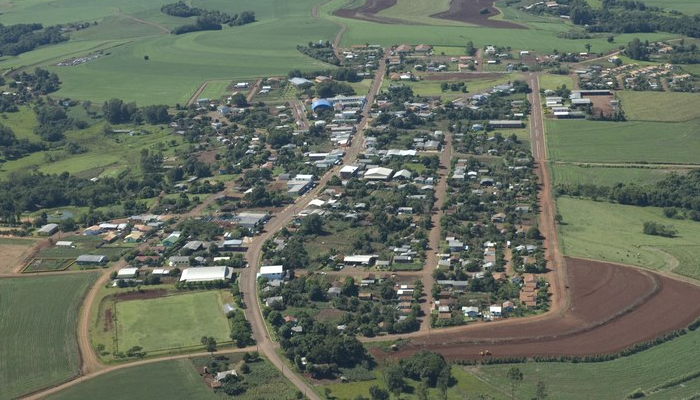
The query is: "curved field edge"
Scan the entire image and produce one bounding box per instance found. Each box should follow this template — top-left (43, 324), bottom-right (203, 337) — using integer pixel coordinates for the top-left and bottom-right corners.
top-left (557, 197), bottom-right (700, 279)
top-left (0, 272), bottom-right (99, 399)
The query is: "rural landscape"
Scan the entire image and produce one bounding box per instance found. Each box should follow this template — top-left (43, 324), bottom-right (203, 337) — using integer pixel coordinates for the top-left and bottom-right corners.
top-left (1, 0), bottom-right (700, 399)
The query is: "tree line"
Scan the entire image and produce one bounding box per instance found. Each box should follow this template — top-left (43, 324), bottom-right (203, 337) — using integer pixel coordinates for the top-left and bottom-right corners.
top-left (0, 23), bottom-right (67, 57)
top-left (102, 98), bottom-right (171, 124)
top-left (161, 2), bottom-right (255, 34)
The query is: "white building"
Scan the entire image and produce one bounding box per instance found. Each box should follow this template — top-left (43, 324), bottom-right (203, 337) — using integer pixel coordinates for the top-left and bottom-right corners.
top-left (257, 265), bottom-right (285, 281)
top-left (179, 266), bottom-right (231, 282)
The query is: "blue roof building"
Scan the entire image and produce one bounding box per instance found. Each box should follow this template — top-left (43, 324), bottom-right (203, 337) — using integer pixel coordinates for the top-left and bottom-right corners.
top-left (311, 99), bottom-right (334, 112)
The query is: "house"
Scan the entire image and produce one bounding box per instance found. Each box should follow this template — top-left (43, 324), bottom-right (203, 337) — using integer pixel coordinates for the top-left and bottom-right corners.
top-left (491, 213), bottom-right (506, 223)
top-left (358, 292), bottom-right (373, 300)
top-left (502, 300), bottom-right (515, 311)
top-left (162, 232), bottom-right (181, 247)
top-left (339, 165), bottom-right (359, 179)
top-left (55, 241), bottom-right (73, 247)
top-left (169, 256), bottom-right (190, 267)
top-left (360, 274), bottom-right (376, 286)
top-left (393, 255), bottom-right (412, 263)
top-left (393, 169), bottom-right (412, 180)
top-left (179, 266), bottom-right (231, 282)
top-left (257, 265), bottom-right (285, 281)
top-left (215, 370), bottom-right (238, 382)
top-left (83, 225), bottom-right (103, 235)
top-left (364, 167), bottom-right (394, 181)
top-left (328, 287), bottom-right (342, 297)
top-left (124, 231), bottom-right (144, 243)
top-left (116, 267), bottom-right (139, 279)
top-left (218, 239), bottom-right (245, 251)
top-left (183, 240), bottom-right (204, 252)
top-left (448, 239), bottom-right (465, 253)
top-left (236, 212), bottom-right (270, 230)
top-left (76, 255), bottom-right (108, 265)
top-left (38, 223), bottom-right (59, 236)
top-left (489, 305), bottom-right (503, 317)
top-left (414, 44), bottom-right (432, 53)
top-left (462, 306), bottom-right (480, 318)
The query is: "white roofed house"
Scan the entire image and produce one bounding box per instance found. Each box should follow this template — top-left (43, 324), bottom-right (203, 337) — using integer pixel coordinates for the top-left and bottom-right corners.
top-left (116, 267), bottom-right (139, 279)
top-left (76, 255), bottom-right (108, 265)
top-left (257, 265), bottom-right (285, 281)
top-left (343, 255), bottom-right (378, 266)
top-left (363, 167), bottom-right (393, 181)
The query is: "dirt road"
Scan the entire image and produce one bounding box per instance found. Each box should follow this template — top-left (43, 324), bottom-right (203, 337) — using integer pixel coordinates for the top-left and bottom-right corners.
top-left (527, 73), bottom-right (569, 314)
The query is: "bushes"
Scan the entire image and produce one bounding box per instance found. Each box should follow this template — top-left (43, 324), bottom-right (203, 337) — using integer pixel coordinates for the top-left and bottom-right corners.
top-left (642, 221), bottom-right (677, 238)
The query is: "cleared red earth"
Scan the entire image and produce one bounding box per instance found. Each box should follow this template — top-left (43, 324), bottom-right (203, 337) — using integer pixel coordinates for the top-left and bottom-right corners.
top-left (334, 0), bottom-right (523, 28)
top-left (431, 0), bottom-right (524, 29)
top-left (373, 257), bottom-right (700, 361)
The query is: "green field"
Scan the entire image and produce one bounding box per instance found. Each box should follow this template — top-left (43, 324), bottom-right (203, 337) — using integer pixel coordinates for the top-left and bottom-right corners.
top-left (471, 325), bottom-right (700, 400)
top-left (47, 359), bottom-right (218, 400)
top-left (322, 365), bottom-right (507, 399)
top-left (0, 273), bottom-right (99, 399)
top-left (549, 163), bottom-right (675, 186)
top-left (116, 291), bottom-right (232, 353)
top-left (633, 0), bottom-right (700, 13)
top-left (546, 119), bottom-right (700, 164)
top-left (537, 73), bottom-right (575, 91)
top-left (199, 80), bottom-right (234, 101)
top-left (618, 91), bottom-right (700, 122)
top-left (557, 196), bottom-right (700, 277)
top-left (375, 0), bottom-right (466, 26)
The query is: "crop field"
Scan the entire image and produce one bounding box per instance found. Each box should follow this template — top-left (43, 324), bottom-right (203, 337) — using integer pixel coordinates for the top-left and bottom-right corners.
top-left (375, 0), bottom-right (465, 26)
top-left (199, 80), bottom-right (234, 102)
top-left (471, 325), bottom-right (700, 400)
top-left (546, 119), bottom-right (700, 164)
top-left (618, 91), bottom-right (700, 122)
top-left (655, 245), bottom-right (700, 281)
top-left (47, 359), bottom-right (218, 400)
top-left (115, 291), bottom-right (232, 353)
top-left (549, 163), bottom-right (674, 186)
top-left (557, 196), bottom-right (700, 278)
top-left (0, 273), bottom-right (99, 399)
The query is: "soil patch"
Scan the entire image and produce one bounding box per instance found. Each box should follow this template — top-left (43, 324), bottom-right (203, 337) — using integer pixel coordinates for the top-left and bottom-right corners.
top-left (332, 0), bottom-right (408, 25)
top-left (431, 0), bottom-right (524, 29)
top-left (423, 72), bottom-right (502, 81)
top-left (104, 308), bottom-right (113, 332)
top-left (113, 289), bottom-right (169, 301)
top-left (372, 257), bottom-right (700, 361)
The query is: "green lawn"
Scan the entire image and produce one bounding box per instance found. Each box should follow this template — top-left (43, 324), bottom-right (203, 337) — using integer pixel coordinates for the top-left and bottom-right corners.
top-left (632, 0), bottom-right (700, 13)
top-left (116, 291), bottom-right (232, 353)
top-left (471, 325), bottom-right (700, 400)
top-left (47, 359), bottom-right (218, 400)
top-left (0, 273), bottom-right (99, 399)
top-left (546, 119), bottom-right (700, 164)
top-left (557, 196), bottom-right (700, 278)
top-left (618, 91), bottom-right (700, 122)
top-left (199, 80), bottom-right (234, 102)
top-left (549, 163), bottom-right (675, 186)
top-left (537, 73), bottom-right (574, 91)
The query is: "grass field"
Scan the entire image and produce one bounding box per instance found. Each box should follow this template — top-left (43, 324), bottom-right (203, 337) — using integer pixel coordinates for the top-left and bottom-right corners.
top-left (322, 365), bottom-right (507, 399)
top-left (116, 291), bottom-right (232, 353)
top-left (23, 258), bottom-right (74, 272)
top-left (633, 0), bottom-right (700, 13)
top-left (0, 273), bottom-right (99, 399)
top-left (47, 359), bottom-right (218, 400)
top-left (549, 163), bottom-right (675, 186)
top-left (471, 325), bottom-right (700, 400)
top-left (557, 197), bottom-right (700, 277)
top-left (537, 73), bottom-right (574, 91)
top-left (618, 91), bottom-right (700, 122)
top-left (546, 119), bottom-right (700, 164)
top-left (376, 0), bottom-right (466, 26)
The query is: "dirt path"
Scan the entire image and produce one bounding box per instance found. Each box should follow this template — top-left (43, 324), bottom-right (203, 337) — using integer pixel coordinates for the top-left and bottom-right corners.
top-left (114, 10), bottom-right (170, 34)
top-left (418, 134), bottom-right (453, 332)
top-left (21, 346), bottom-right (256, 400)
top-left (187, 81), bottom-right (210, 106)
top-left (245, 78), bottom-right (263, 103)
top-left (527, 72), bottom-right (570, 315)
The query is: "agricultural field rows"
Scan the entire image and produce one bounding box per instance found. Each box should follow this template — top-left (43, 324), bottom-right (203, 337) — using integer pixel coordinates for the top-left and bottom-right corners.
top-left (0, 273), bottom-right (99, 399)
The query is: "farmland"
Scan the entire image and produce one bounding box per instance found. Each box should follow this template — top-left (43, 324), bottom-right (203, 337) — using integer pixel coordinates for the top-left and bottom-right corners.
top-left (557, 197), bottom-right (700, 278)
top-left (114, 291), bottom-right (232, 354)
top-left (0, 237), bottom-right (38, 274)
top-left (471, 324), bottom-right (700, 400)
top-left (0, 273), bottom-right (99, 399)
top-left (545, 119), bottom-right (700, 164)
top-left (549, 163), bottom-right (674, 187)
top-left (618, 91), bottom-right (700, 122)
top-left (46, 359), bottom-right (218, 400)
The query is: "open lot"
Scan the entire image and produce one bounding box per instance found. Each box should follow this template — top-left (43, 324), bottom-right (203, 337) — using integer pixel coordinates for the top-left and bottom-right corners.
top-left (546, 119), bottom-right (700, 164)
top-left (557, 197), bottom-right (700, 277)
top-left (549, 163), bottom-right (675, 187)
top-left (0, 273), bottom-right (99, 399)
top-left (373, 257), bottom-right (700, 361)
top-left (618, 91), bottom-right (700, 122)
top-left (471, 323), bottom-right (700, 400)
top-left (115, 291), bottom-right (232, 353)
top-left (0, 237), bottom-right (39, 274)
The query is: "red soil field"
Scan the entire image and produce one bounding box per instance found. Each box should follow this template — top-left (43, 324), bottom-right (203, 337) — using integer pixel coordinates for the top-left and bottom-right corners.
top-left (113, 288), bottom-right (168, 301)
top-left (334, 0), bottom-right (523, 29)
top-left (373, 257), bottom-right (700, 361)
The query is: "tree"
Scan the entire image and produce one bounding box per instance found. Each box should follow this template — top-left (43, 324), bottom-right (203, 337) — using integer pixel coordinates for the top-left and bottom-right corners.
top-left (230, 92), bottom-right (248, 107)
top-left (369, 386), bottom-right (389, 400)
top-left (534, 381), bottom-right (548, 400)
top-left (417, 380), bottom-right (429, 400)
top-left (507, 367), bottom-right (523, 399)
top-left (200, 336), bottom-right (217, 353)
top-left (466, 41), bottom-right (477, 56)
top-left (584, 43), bottom-right (591, 53)
top-left (384, 364), bottom-right (404, 397)
top-left (607, 35), bottom-right (615, 43)
top-left (299, 213), bottom-right (323, 235)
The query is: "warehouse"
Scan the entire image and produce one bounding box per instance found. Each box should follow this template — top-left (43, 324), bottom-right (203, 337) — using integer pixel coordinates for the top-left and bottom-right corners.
top-left (179, 266), bottom-right (231, 283)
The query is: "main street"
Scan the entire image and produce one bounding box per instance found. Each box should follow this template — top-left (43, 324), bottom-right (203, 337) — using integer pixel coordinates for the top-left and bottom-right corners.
top-left (239, 48), bottom-right (389, 400)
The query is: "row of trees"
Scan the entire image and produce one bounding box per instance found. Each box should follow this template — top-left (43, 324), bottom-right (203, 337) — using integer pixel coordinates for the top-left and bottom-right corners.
top-left (161, 2), bottom-right (255, 34)
top-left (0, 23), bottom-right (67, 56)
top-left (102, 98), bottom-right (171, 124)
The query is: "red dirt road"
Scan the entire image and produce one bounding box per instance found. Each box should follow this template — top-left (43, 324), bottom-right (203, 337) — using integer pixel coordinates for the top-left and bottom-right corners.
top-left (373, 257), bottom-right (700, 361)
